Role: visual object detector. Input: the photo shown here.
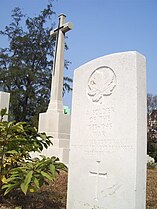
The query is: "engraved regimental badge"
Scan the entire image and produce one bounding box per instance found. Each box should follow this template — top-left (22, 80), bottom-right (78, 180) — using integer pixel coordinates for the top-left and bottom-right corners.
top-left (87, 66), bottom-right (116, 104)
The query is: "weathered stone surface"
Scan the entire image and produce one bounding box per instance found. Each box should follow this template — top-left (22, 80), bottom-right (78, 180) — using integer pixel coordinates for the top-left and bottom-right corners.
top-left (0, 91), bottom-right (10, 121)
top-left (37, 14), bottom-right (72, 164)
top-left (67, 51), bottom-right (147, 209)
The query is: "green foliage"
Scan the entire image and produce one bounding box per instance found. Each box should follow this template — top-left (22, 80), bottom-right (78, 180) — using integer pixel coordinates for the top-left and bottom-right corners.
top-left (0, 108), bottom-right (67, 196)
top-left (147, 94), bottom-right (157, 114)
top-left (147, 94), bottom-right (157, 162)
top-left (0, 108), bottom-right (9, 121)
top-left (147, 161), bottom-right (157, 169)
top-left (0, 3), bottom-right (72, 126)
top-left (147, 105), bottom-right (157, 162)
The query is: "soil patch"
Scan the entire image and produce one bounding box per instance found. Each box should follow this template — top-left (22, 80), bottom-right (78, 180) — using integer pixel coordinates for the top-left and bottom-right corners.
top-left (0, 169), bottom-right (157, 209)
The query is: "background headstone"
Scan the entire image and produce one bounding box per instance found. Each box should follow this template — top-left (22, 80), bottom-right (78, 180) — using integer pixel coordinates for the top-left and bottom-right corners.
top-left (67, 51), bottom-right (147, 209)
top-left (0, 91), bottom-right (10, 121)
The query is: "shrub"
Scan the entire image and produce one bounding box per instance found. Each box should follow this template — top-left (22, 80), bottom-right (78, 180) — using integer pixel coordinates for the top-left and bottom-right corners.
top-left (147, 161), bottom-right (157, 169)
top-left (0, 108), bottom-right (67, 195)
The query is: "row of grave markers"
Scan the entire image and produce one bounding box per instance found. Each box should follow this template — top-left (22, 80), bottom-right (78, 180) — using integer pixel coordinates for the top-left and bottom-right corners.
top-left (0, 14), bottom-right (147, 209)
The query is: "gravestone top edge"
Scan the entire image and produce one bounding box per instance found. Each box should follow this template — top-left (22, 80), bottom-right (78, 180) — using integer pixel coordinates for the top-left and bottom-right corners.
top-left (0, 91), bottom-right (10, 95)
top-left (75, 51), bottom-right (145, 72)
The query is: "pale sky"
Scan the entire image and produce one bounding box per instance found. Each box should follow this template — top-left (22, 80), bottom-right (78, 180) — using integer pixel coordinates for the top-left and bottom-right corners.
top-left (0, 0), bottom-right (157, 108)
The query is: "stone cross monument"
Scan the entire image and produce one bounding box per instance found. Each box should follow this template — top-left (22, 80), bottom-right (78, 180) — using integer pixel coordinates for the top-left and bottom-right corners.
top-left (48, 14), bottom-right (72, 112)
top-left (37, 14), bottom-right (73, 165)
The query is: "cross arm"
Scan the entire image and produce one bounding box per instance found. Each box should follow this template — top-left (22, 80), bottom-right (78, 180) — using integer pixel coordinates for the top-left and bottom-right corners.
top-left (89, 171), bottom-right (107, 177)
top-left (50, 22), bottom-right (73, 38)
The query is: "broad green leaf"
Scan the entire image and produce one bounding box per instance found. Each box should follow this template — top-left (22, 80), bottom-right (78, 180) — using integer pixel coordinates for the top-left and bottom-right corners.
top-left (16, 122), bottom-right (27, 126)
top-left (34, 161), bottom-right (43, 169)
top-left (55, 162), bottom-right (67, 171)
top-left (41, 171), bottom-right (52, 180)
top-left (40, 133), bottom-right (47, 141)
top-left (1, 175), bottom-right (7, 183)
top-left (49, 164), bottom-right (56, 176)
top-left (7, 121), bottom-right (14, 128)
top-left (40, 155), bottom-right (46, 159)
top-left (0, 108), bottom-right (7, 117)
top-left (33, 178), bottom-right (39, 189)
top-left (6, 150), bottom-right (18, 154)
top-left (20, 170), bottom-right (33, 195)
top-left (6, 176), bottom-right (20, 183)
top-left (1, 184), bottom-right (10, 189)
top-left (20, 183), bottom-right (28, 195)
top-left (24, 170), bottom-right (33, 185)
top-left (2, 184), bottom-right (17, 195)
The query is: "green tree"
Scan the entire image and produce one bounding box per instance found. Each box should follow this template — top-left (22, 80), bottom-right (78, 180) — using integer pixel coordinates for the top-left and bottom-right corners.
top-left (147, 94), bottom-right (157, 162)
top-left (0, 3), bottom-right (72, 126)
top-left (147, 93), bottom-right (157, 114)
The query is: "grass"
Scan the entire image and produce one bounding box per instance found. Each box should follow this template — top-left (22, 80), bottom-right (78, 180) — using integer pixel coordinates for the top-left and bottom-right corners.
top-left (0, 168), bottom-right (157, 209)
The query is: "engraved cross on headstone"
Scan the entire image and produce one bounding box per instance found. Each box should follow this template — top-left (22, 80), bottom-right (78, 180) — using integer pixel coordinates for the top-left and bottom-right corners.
top-left (89, 161), bottom-right (107, 201)
top-left (48, 14), bottom-right (72, 112)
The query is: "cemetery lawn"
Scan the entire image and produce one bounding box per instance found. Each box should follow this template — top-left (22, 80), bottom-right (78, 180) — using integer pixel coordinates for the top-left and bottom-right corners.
top-left (0, 169), bottom-right (157, 209)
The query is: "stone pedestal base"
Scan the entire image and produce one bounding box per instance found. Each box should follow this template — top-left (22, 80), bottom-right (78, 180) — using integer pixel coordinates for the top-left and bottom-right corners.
top-left (31, 147), bottom-right (69, 165)
top-left (34, 110), bottom-right (71, 165)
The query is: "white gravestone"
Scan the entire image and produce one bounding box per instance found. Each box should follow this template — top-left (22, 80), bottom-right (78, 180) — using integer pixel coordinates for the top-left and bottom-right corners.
top-left (67, 51), bottom-right (147, 209)
top-left (0, 91), bottom-right (10, 121)
top-left (37, 14), bottom-right (72, 164)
